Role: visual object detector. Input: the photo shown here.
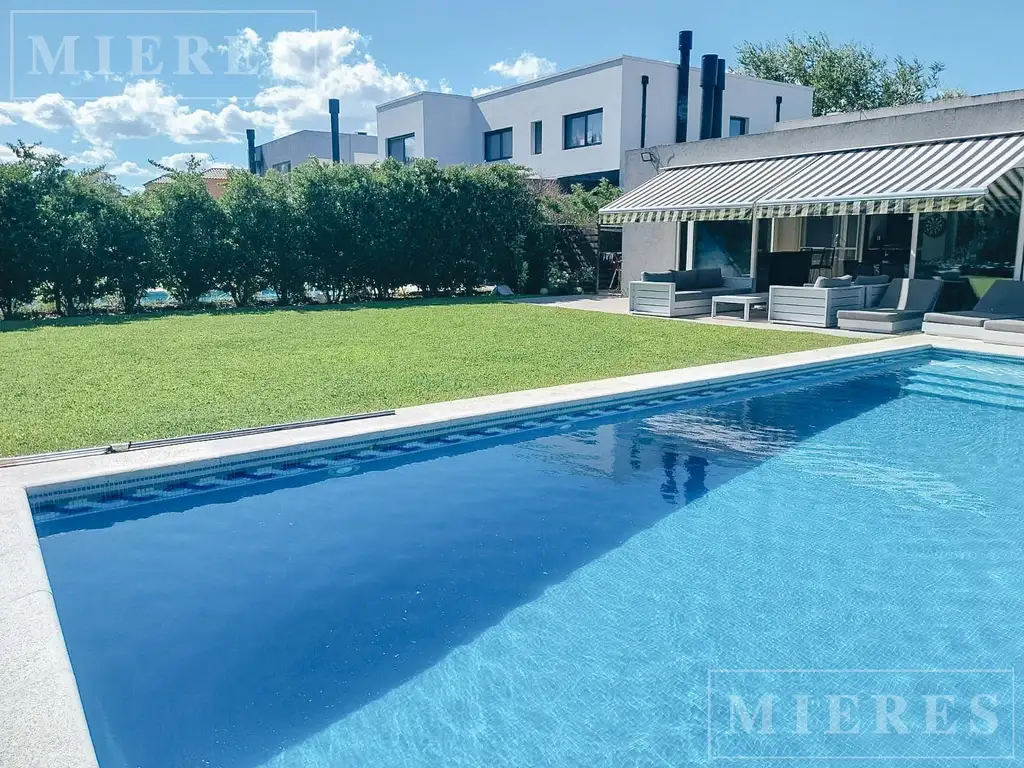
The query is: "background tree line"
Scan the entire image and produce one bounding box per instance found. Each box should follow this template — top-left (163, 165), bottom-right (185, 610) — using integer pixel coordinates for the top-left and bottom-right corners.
top-left (0, 144), bottom-right (621, 319)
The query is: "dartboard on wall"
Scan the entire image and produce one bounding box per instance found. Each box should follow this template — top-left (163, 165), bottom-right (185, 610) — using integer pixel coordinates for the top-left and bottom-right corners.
top-left (921, 213), bottom-right (947, 239)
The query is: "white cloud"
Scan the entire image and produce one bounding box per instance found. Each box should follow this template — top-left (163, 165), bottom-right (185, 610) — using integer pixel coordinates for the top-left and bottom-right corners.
top-left (0, 25), bottom-right (435, 174)
top-left (489, 52), bottom-right (556, 82)
top-left (0, 145), bottom-right (15, 163)
top-left (471, 85), bottom-right (499, 97)
top-left (108, 160), bottom-right (151, 177)
top-left (155, 152), bottom-right (215, 171)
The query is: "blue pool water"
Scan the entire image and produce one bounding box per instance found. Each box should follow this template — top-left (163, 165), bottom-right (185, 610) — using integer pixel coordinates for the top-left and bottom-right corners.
top-left (35, 352), bottom-right (1024, 767)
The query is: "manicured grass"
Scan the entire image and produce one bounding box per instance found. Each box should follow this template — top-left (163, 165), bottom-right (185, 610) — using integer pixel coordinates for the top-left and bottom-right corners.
top-left (0, 300), bottom-right (859, 457)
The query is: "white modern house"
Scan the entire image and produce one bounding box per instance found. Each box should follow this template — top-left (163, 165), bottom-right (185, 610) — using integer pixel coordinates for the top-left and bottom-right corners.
top-left (376, 32), bottom-right (813, 187)
top-left (248, 130), bottom-right (378, 175)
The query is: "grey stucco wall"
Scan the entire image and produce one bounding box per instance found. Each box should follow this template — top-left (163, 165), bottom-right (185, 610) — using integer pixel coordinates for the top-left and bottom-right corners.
top-left (622, 95), bottom-right (1024, 191)
top-left (621, 222), bottom-right (679, 286)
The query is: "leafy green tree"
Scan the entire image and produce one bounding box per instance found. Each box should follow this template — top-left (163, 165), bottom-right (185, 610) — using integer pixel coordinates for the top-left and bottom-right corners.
top-left (291, 160), bottom-right (358, 303)
top-left (218, 170), bottom-right (278, 307)
top-left (100, 193), bottom-right (159, 314)
top-left (0, 144), bottom-right (42, 318)
top-left (735, 34), bottom-right (952, 116)
top-left (147, 158), bottom-right (226, 308)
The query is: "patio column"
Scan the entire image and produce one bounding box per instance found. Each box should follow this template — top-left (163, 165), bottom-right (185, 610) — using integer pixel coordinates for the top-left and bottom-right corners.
top-left (685, 220), bottom-right (696, 269)
top-left (1015, 187), bottom-right (1024, 281)
top-left (908, 212), bottom-right (920, 278)
top-left (749, 217), bottom-right (759, 287)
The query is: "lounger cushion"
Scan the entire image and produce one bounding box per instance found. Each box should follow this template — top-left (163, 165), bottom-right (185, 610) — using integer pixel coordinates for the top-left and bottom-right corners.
top-left (673, 269), bottom-right (699, 290)
top-left (695, 267), bottom-right (724, 289)
top-left (853, 275), bottom-right (891, 286)
top-left (641, 270), bottom-right (675, 284)
top-left (984, 319), bottom-right (1024, 333)
top-left (813, 276), bottom-right (854, 288)
top-left (976, 280), bottom-right (1024, 314)
top-left (837, 309), bottom-right (925, 323)
top-left (923, 311), bottom-right (1021, 328)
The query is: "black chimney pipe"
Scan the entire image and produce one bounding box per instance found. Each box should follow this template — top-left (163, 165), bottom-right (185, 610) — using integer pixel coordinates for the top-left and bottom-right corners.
top-left (640, 75), bottom-right (649, 148)
top-left (699, 54), bottom-right (718, 140)
top-left (775, 95), bottom-right (783, 123)
top-left (675, 30), bottom-right (693, 143)
top-left (711, 58), bottom-right (726, 138)
top-left (245, 129), bottom-right (257, 174)
top-left (328, 98), bottom-right (341, 163)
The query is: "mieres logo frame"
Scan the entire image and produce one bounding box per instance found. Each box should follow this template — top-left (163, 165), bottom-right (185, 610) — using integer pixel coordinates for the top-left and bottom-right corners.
top-left (707, 668), bottom-right (1016, 761)
top-left (8, 9), bottom-right (318, 101)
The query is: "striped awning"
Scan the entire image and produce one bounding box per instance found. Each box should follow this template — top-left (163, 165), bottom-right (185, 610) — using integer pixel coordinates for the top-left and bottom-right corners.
top-left (600, 132), bottom-right (1024, 224)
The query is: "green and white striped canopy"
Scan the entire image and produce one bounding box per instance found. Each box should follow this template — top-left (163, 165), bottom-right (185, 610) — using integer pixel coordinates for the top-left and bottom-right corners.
top-left (600, 132), bottom-right (1024, 225)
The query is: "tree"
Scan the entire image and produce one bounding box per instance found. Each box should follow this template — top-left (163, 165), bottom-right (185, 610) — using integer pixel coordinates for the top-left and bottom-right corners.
top-left (0, 144), bottom-right (42, 318)
top-left (291, 161), bottom-right (358, 303)
top-left (218, 170), bottom-right (275, 307)
top-left (100, 193), bottom-right (159, 314)
top-left (735, 34), bottom-right (951, 116)
top-left (147, 158), bottom-right (226, 308)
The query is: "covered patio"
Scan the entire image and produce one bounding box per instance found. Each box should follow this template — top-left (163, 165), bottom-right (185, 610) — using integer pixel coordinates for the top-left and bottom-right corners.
top-left (602, 132), bottom-right (1024, 308)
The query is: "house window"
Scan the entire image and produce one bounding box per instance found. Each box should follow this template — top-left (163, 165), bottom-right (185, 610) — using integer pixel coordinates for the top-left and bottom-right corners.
top-left (563, 109), bottom-right (603, 149)
top-left (531, 121), bottom-right (542, 155)
top-left (387, 133), bottom-right (415, 163)
top-left (485, 127), bottom-right (513, 161)
top-left (729, 116), bottom-right (749, 137)
top-left (271, 161), bottom-right (291, 174)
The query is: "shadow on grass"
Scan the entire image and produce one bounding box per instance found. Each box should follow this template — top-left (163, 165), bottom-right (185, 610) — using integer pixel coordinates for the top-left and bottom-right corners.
top-left (0, 294), bottom-right (538, 334)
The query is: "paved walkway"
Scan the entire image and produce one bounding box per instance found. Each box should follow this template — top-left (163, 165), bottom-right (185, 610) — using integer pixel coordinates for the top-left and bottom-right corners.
top-left (513, 294), bottom-right (877, 339)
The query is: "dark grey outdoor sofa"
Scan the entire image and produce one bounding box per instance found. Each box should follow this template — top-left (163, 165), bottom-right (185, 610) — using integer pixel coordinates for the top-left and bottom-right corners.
top-left (628, 267), bottom-right (754, 317)
top-left (836, 279), bottom-right (943, 334)
top-left (922, 279), bottom-right (1024, 340)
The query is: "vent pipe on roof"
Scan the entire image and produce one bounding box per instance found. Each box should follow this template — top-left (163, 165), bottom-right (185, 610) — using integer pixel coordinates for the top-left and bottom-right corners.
top-left (675, 30), bottom-right (693, 143)
top-left (775, 95), bottom-right (783, 123)
top-left (711, 58), bottom-right (726, 138)
top-left (328, 98), bottom-right (341, 163)
top-left (245, 129), bottom-right (257, 174)
top-left (640, 75), bottom-right (650, 148)
top-left (699, 54), bottom-right (718, 140)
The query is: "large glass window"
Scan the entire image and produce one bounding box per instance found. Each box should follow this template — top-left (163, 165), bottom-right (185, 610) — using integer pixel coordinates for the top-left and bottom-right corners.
top-left (729, 116), bottom-right (749, 137)
top-left (693, 220), bottom-right (753, 278)
top-left (485, 127), bottom-right (513, 161)
top-left (271, 161), bottom-right (291, 174)
top-left (386, 134), bottom-right (415, 163)
top-left (531, 121), bottom-right (542, 155)
top-left (915, 211), bottom-right (1017, 297)
top-left (563, 109), bottom-right (603, 149)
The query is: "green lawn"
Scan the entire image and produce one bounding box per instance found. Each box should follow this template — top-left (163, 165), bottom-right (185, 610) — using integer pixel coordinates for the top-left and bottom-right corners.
top-left (0, 300), bottom-right (860, 457)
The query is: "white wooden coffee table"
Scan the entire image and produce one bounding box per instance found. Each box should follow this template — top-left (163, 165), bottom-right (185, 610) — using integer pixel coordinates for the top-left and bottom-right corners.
top-left (710, 292), bottom-right (769, 321)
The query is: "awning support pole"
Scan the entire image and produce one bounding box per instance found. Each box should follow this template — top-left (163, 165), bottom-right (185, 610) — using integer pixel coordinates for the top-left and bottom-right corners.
top-left (750, 216), bottom-right (759, 288)
top-left (1014, 187), bottom-right (1024, 281)
top-left (685, 221), bottom-right (696, 270)
top-left (908, 212), bottom-right (920, 279)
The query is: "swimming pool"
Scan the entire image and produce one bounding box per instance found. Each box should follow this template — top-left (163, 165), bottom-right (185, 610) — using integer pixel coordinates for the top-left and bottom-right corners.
top-left (34, 350), bottom-right (1024, 767)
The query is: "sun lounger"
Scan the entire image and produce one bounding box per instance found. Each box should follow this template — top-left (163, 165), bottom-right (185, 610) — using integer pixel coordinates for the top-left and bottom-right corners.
top-left (980, 318), bottom-right (1024, 347)
top-left (836, 279), bottom-right (942, 334)
top-left (922, 280), bottom-right (1024, 339)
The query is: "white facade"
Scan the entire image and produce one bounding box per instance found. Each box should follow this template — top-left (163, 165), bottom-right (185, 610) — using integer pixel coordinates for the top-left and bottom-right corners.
top-left (254, 130), bottom-right (378, 175)
top-left (376, 56), bottom-right (813, 184)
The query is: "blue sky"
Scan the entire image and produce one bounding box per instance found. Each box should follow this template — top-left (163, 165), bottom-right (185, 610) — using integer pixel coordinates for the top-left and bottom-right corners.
top-left (0, 0), bottom-right (1020, 187)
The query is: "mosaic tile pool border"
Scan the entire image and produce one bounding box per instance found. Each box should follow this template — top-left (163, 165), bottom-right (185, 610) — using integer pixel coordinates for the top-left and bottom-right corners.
top-left (28, 348), bottom-right (931, 523)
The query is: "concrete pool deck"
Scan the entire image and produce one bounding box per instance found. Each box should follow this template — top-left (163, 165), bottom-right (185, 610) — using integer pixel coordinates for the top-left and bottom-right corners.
top-left (2, 334), bottom-right (1023, 768)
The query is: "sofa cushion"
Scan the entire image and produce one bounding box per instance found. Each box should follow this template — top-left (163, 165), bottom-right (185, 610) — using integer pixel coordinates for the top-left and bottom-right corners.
top-left (641, 270), bottom-right (675, 284)
top-left (695, 267), bottom-right (723, 289)
top-left (924, 310), bottom-right (1021, 328)
top-left (673, 269), bottom-right (699, 290)
top-left (853, 274), bottom-right (891, 286)
top-left (813, 276), bottom-right (854, 288)
top-left (984, 319), bottom-right (1024, 333)
top-left (837, 309), bottom-right (924, 322)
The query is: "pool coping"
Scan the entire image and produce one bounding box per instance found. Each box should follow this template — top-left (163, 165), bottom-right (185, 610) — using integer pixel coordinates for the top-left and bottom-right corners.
top-left (2, 334), bottom-right (1022, 768)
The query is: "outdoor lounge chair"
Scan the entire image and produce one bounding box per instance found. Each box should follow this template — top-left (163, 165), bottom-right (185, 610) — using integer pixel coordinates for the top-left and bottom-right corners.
top-left (628, 267), bottom-right (754, 318)
top-left (835, 279), bottom-right (942, 334)
top-left (981, 319), bottom-right (1024, 347)
top-left (768, 276), bottom-right (867, 328)
top-left (921, 280), bottom-right (1024, 340)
